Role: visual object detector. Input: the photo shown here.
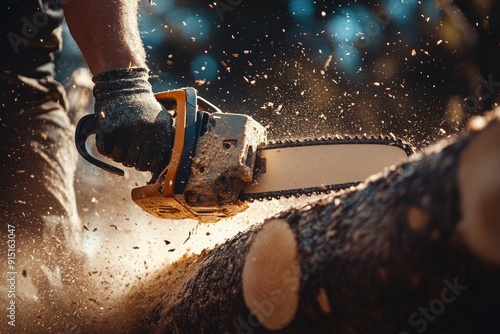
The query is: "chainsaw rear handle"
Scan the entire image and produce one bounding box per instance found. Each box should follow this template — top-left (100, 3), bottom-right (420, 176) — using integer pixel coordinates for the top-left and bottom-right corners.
top-left (75, 88), bottom-right (200, 179)
top-left (75, 114), bottom-right (125, 176)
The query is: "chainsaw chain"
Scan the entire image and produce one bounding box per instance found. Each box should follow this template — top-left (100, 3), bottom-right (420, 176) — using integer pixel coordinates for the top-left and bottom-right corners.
top-left (240, 134), bottom-right (414, 202)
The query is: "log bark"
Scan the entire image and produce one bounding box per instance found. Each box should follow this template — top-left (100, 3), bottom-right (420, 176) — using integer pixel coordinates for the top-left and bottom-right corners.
top-left (98, 109), bottom-right (500, 334)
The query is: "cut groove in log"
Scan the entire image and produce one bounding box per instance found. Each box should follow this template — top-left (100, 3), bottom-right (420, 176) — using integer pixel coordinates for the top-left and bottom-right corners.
top-left (242, 218), bottom-right (300, 330)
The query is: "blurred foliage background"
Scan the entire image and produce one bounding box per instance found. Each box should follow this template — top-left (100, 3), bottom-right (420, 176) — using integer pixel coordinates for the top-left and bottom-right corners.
top-left (56, 0), bottom-right (499, 148)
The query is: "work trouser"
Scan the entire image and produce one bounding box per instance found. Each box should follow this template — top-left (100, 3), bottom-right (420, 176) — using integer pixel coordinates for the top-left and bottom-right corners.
top-left (0, 70), bottom-right (91, 331)
top-left (0, 0), bottom-right (94, 329)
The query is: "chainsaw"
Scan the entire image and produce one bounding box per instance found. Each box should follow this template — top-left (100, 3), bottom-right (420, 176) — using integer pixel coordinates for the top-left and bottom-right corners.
top-left (76, 88), bottom-right (413, 222)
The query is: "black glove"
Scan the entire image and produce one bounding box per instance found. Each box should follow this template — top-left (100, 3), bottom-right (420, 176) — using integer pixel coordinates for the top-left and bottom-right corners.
top-left (92, 67), bottom-right (174, 178)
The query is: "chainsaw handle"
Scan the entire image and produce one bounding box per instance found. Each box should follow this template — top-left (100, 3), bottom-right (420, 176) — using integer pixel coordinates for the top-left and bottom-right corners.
top-left (75, 88), bottom-right (195, 181)
top-left (75, 114), bottom-right (125, 176)
top-left (197, 95), bottom-right (222, 114)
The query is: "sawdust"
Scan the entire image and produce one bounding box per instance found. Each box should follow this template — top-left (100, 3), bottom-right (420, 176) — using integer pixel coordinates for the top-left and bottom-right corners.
top-left (4, 122), bottom-right (321, 332)
top-left (67, 148), bottom-right (316, 331)
top-left (89, 251), bottom-right (208, 332)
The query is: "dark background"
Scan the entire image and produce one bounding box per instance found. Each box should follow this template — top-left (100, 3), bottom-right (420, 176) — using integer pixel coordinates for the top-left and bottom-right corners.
top-left (56, 0), bottom-right (500, 148)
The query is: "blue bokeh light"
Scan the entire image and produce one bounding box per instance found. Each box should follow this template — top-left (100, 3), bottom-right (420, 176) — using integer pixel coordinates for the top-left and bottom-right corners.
top-left (383, 0), bottom-right (419, 24)
top-left (149, 0), bottom-right (176, 14)
top-left (327, 11), bottom-right (363, 45)
top-left (179, 13), bottom-right (212, 41)
top-left (139, 14), bottom-right (167, 47)
top-left (190, 55), bottom-right (218, 82)
top-left (333, 42), bottom-right (362, 74)
top-left (326, 5), bottom-right (379, 45)
top-left (289, 0), bottom-right (315, 20)
top-left (420, 0), bottom-right (442, 23)
top-left (325, 4), bottom-right (384, 73)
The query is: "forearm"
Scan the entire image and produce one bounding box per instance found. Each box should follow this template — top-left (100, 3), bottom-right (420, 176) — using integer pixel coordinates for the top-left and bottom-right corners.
top-left (62, 0), bottom-right (146, 75)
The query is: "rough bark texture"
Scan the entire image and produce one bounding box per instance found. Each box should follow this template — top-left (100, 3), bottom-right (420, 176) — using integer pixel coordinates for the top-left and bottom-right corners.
top-left (100, 111), bottom-right (500, 334)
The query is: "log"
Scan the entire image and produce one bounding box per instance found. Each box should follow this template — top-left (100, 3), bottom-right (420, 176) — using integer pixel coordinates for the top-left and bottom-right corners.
top-left (97, 109), bottom-right (500, 333)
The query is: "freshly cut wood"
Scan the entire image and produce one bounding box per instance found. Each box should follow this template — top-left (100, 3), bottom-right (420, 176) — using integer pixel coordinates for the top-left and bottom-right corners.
top-left (242, 218), bottom-right (300, 330)
top-left (95, 109), bottom-right (500, 333)
top-left (457, 112), bottom-right (500, 264)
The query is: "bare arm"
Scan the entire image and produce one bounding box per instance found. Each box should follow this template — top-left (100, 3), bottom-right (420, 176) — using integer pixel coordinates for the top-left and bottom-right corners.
top-left (62, 1), bottom-right (174, 177)
top-left (62, 0), bottom-right (146, 75)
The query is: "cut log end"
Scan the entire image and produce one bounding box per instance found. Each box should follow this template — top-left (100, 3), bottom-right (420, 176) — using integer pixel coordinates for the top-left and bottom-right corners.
top-left (242, 218), bottom-right (300, 330)
top-left (458, 110), bottom-right (500, 264)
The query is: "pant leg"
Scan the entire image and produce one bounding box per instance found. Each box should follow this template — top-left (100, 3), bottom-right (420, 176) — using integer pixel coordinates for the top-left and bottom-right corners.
top-left (0, 94), bottom-right (94, 331)
top-left (0, 97), bottom-right (83, 257)
top-left (0, 38), bottom-right (93, 333)
top-left (0, 2), bottom-right (101, 331)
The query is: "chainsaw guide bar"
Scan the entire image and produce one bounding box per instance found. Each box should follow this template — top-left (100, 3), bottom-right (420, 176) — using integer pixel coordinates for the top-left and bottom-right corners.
top-left (241, 135), bottom-right (414, 201)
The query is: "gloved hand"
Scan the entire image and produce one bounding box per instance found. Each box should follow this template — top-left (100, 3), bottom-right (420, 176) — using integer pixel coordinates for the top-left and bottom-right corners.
top-left (92, 67), bottom-right (174, 179)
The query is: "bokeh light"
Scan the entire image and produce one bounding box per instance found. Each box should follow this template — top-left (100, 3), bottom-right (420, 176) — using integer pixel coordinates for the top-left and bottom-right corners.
top-left (288, 0), bottom-right (315, 20)
top-left (382, 0), bottom-right (419, 23)
top-left (190, 54), bottom-right (218, 82)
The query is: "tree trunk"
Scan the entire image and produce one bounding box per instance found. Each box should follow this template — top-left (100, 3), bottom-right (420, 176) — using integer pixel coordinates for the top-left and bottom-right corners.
top-left (99, 109), bottom-right (500, 334)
